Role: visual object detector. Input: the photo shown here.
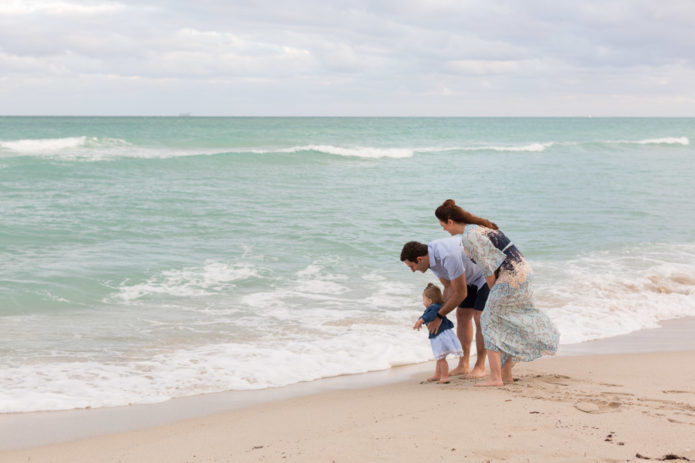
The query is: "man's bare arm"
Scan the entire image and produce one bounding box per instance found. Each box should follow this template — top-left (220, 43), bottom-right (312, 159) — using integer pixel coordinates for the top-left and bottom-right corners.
top-left (428, 274), bottom-right (467, 334)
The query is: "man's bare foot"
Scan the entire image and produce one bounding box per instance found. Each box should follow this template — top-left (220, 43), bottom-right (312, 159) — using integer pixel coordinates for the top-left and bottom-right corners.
top-left (474, 378), bottom-right (504, 387)
top-left (449, 366), bottom-right (470, 376)
top-left (466, 367), bottom-right (486, 378)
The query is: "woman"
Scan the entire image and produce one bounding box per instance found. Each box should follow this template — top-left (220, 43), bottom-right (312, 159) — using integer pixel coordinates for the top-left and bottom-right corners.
top-left (434, 199), bottom-right (559, 386)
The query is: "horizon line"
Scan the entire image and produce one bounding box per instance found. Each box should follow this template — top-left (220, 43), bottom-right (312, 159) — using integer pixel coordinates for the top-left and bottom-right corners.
top-left (1, 115), bottom-right (694, 118)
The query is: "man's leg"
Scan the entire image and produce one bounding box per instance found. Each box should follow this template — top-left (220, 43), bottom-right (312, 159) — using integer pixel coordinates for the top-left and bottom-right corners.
top-left (450, 307), bottom-right (474, 376)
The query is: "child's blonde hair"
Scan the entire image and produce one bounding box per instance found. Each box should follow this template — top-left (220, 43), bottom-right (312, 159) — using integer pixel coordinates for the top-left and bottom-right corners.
top-left (423, 283), bottom-right (444, 304)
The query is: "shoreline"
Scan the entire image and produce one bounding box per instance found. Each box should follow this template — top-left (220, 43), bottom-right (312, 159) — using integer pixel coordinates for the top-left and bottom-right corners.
top-left (1, 317), bottom-right (694, 456)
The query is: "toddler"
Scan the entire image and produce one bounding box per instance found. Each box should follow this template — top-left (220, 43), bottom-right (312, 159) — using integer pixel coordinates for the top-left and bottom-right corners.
top-left (413, 283), bottom-right (464, 384)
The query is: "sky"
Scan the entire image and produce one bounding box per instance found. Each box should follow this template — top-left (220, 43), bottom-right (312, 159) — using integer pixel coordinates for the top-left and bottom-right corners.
top-left (1, 0), bottom-right (694, 116)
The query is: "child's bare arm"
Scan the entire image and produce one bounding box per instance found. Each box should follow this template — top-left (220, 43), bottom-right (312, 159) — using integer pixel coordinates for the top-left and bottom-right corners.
top-left (413, 318), bottom-right (424, 330)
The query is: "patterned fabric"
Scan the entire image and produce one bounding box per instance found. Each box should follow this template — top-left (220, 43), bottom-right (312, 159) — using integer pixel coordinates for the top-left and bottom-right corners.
top-left (461, 225), bottom-right (559, 365)
top-left (430, 329), bottom-right (464, 360)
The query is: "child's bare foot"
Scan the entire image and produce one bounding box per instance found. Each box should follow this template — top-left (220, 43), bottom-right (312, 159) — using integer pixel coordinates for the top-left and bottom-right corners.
top-left (502, 374), bottom-right (514, 384)
top-left (438, 379), bottom-right (450, 384)
top-left (474, 378), bottom-right (504, 387)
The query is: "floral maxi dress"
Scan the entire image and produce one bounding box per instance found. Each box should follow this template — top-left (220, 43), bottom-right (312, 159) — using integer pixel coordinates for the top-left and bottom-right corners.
top-left (461, 225), bottom-right (559, 365)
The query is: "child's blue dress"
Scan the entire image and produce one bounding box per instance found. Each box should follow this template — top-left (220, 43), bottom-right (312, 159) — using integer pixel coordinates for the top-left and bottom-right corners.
top-left (420, 303), bottom-right (464, 360)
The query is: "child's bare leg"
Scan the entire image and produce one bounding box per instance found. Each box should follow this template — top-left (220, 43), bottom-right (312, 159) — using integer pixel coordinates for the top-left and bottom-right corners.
top-left (475, 350), bottom-right (504, 387)
top-left (469, 310), bottom-right (486, 378)
top-left (437, 358), bottom-right (450, 384)
top-left (450, 308), bottom-right (473, 376)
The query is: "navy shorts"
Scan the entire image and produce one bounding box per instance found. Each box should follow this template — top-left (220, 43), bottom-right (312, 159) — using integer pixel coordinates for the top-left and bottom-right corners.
top-left (458, 283), bottom-right (490, 311)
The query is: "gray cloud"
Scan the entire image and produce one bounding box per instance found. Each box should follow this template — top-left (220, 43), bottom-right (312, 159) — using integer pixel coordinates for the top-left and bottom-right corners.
top-left (0, 0), bottom-right (693, 115)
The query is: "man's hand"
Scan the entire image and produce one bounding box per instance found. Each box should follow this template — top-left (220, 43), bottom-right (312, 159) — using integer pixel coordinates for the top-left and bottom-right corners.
top-left (427, 316), bottom-right (443, 335)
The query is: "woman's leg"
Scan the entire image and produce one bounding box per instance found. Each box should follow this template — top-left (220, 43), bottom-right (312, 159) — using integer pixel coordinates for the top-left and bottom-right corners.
top-left (502, 359), bottom-right (515, 383)
top-left (475, 350), bottom-right (504, 387)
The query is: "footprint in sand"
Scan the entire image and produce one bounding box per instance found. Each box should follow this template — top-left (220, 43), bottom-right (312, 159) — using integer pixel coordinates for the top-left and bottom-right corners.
top-left (574, 400), bottom-right (622, 414)
top-left (535, 374), bottom-right (571, 386)
top-left (600, 391), bottom-right (634, 397)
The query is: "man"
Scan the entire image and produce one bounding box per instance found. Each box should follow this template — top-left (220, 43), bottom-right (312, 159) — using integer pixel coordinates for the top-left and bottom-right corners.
top-left (401, 237), bottom-right (489, 377)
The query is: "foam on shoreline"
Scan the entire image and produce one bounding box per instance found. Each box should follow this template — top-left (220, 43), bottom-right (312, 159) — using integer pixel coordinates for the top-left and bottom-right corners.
top-left (1, 316), bottom-right (693, 452)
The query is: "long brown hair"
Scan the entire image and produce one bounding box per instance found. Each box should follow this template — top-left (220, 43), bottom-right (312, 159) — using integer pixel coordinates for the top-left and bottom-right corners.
top-left (434, 199), bottom-right (498, 230)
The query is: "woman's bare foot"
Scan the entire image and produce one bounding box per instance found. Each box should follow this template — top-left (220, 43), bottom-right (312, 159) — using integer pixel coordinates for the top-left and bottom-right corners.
top-left (474, 377), bottom-right (504, 387)
top-left (501, 361), bottom-right (515, 384)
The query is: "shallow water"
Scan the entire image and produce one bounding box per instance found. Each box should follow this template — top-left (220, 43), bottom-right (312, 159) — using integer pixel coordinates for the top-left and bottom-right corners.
top-left (1, 117), bottom-right (694, 412)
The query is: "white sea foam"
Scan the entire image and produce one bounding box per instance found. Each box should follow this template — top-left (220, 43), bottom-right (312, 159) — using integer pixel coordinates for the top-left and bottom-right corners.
top-left (1, 135), bottom-right (688, 162)
top-left (249, 143), bottom-right (553, 157)
top-left (0, 136), bottom-right (134, 160)
top-left (3, 247), bottom-right (694, 413)
top-left (106, 261), bottom-right (260, 303)
top-left (535, 243), bottom-right (695, 344)
top-left (462, 142), bottom-right (554, 152)
top-left (0, 264), bottom-right (429, 413)
top-left (602, 137), bottom-right (690, 147)
top-left (0, 138), bottom-right (417, 161)
top-left (0, 136), bottom-right (90, 152)
top-left (0, 136), bottom-right (229, 161)
top-left (634, 137), bottom-right (689, 145)
top-left (253, 145), bottom-right (415, 159)
top-left (0, 326), bottom-right (430, 413)
top-left (412, 143), bottom-right (556, 154)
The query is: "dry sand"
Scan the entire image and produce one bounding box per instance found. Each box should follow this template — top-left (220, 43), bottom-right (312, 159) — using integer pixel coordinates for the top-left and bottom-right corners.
top-left (2, 347), bottom-right (694, 463)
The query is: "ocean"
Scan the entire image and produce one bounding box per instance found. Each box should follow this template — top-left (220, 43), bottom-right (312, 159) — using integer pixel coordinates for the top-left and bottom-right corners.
top-left (1, 117), bottom-right (694, 413)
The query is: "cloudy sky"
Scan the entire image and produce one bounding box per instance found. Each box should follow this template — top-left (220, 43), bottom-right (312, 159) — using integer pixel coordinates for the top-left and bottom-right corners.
top-left (1, 0), bottom-right (694, 116)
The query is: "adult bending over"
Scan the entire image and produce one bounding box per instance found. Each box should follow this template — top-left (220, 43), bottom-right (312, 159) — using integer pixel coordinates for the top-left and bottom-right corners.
top-left (435, 199), bottom-right (559, 386)
top-left (401, 236), bottom-right (490, 377)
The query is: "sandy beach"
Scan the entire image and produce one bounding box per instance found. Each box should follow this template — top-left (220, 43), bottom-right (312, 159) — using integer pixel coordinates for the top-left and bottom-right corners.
top-left (2, 320), bottom-right (695, 463)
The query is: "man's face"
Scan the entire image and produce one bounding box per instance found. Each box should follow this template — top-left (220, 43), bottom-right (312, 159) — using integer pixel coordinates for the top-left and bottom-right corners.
top-left (404, 256), bottom-right (428, 273)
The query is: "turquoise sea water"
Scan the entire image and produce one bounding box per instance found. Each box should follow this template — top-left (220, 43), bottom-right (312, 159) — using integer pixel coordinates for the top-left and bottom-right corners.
top-left (1, 117), bottom-right (694, 412)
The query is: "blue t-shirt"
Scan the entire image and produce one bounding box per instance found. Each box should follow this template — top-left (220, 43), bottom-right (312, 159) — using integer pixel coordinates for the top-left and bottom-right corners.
top-left (420, 303), bottom-right (454, 339)
top-left (427, 237), bottom-right (485, 289)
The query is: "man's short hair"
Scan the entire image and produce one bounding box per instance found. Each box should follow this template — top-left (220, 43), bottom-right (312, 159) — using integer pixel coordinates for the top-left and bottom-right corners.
top-left (400, 241), bottom-right (428, 262)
